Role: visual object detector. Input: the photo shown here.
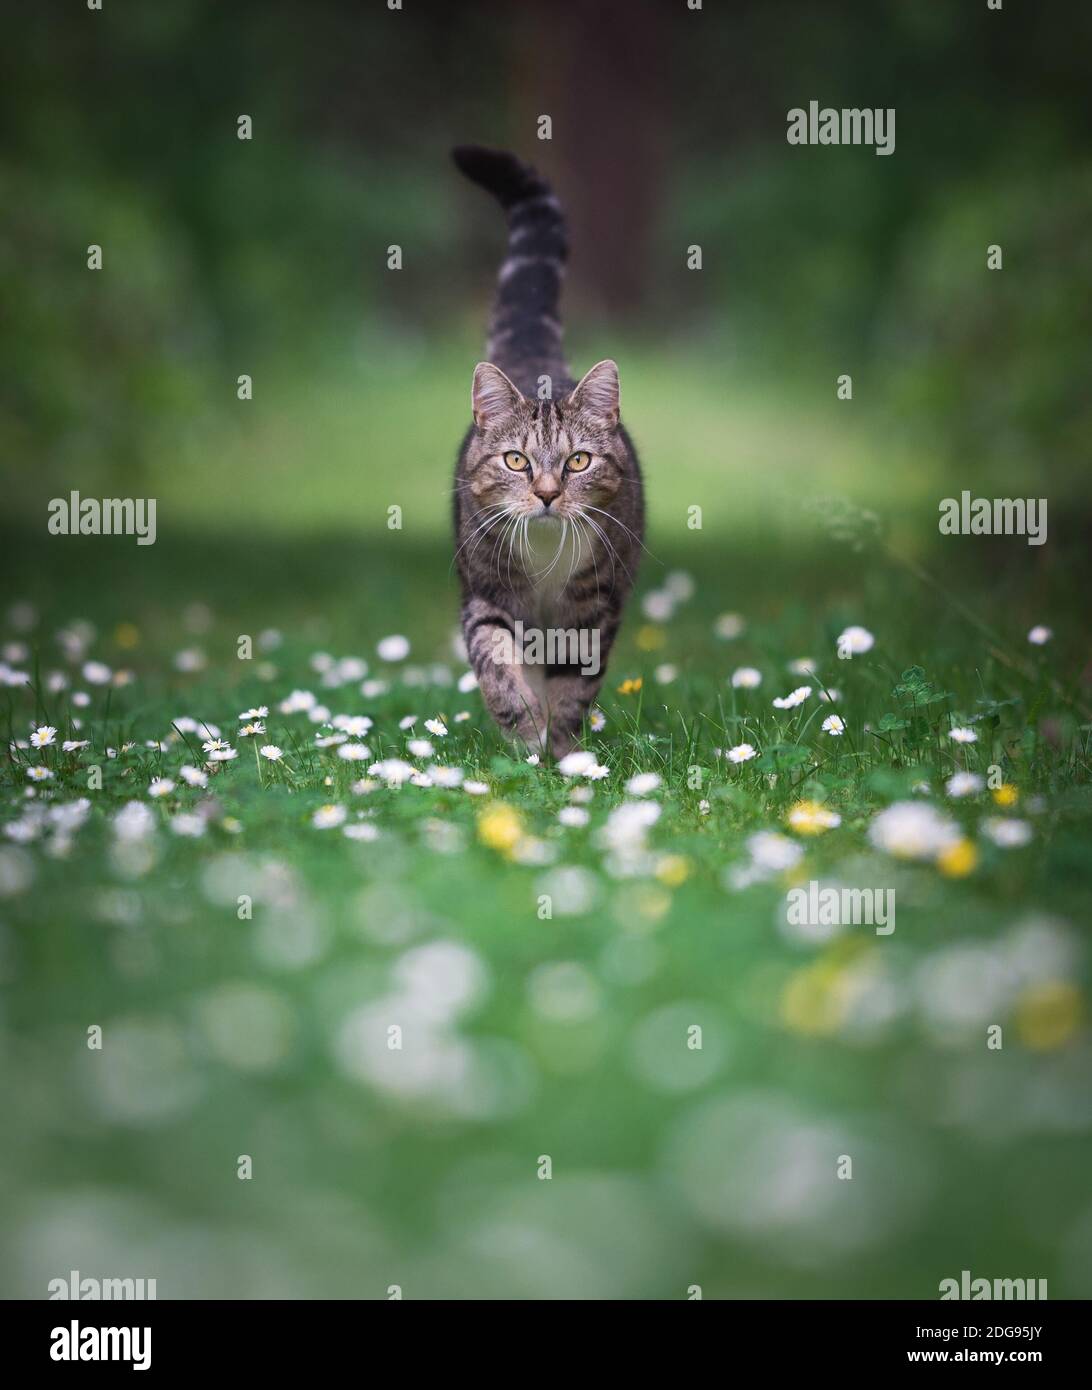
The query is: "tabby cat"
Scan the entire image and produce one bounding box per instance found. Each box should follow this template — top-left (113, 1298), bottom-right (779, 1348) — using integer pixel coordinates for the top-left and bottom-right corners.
top-left (451, 145), bottom-right (645, 759)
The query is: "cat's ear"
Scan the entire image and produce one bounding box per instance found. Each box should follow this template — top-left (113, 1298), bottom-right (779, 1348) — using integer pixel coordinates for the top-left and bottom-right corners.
top-left (569, 359), bottom-right (619, 428)
top-left (472, 362), bottom-right (522, 429)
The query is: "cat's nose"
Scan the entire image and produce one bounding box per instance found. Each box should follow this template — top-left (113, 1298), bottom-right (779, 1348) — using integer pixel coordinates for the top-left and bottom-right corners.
top-left (533, 476), bottom-right (561, 506)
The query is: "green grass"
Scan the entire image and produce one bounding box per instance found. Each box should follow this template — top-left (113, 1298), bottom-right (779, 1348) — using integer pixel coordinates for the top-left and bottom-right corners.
top-left (1, 508), bottom-right (1090, 1299)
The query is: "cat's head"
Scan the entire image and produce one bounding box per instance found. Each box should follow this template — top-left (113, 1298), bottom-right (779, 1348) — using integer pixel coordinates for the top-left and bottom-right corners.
top-left (464, 360), bottom-right (624, 521)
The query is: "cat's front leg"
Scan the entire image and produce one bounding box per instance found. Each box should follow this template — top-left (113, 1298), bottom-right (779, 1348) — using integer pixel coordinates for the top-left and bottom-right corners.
top-left (462, 596), bottom-right (547, 751)
top-left (544, 668), bottom-right (603, 760)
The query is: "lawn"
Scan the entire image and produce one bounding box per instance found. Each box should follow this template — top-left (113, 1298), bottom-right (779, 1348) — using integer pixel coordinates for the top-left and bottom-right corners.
top-left (2, 358), bottom-right (1090, 1300)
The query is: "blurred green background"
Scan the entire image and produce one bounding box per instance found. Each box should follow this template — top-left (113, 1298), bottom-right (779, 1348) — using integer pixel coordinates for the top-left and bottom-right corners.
top-left (2, 0), bottom-right (1091, 1302)
top-left (4, 0), bottom-right (1091, 542)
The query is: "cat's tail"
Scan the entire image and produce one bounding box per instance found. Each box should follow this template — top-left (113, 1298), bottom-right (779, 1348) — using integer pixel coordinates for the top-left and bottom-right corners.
top-left (452, 144), bottom-right (571, 395)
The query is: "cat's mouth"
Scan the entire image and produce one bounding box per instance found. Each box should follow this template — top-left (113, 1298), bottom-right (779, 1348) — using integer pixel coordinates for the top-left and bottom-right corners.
top-left (529, 506), bottom-right (563, 524)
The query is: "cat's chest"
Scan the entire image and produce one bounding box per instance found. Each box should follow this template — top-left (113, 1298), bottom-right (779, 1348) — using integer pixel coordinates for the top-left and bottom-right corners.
top-left (523, 519), bottom-right (580, 619)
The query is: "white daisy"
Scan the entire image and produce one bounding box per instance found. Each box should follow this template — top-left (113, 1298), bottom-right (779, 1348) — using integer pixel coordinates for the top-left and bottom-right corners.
top-left (772, 685), bottom-right (812, 710)
top-left (238, 721), bottom-right (266, 738)
top-left (430, 766), bottom-right (464, 788)
top-left (821, 715), bottom-right (846, 736)
top-left (279, 689), bottom-right (317, 714)
top-left (731, 667), bottom-right (762, 689)
top-left (946, 771), bottom-right (984, 798)
top-left (837, 625), bottom-right (875, 655)
top-left (949, 726), bottom-right (978, 744)
top-left (588, 709), bottom-right (606, 732)
top-left (463, 780), bottom-right (490, 795)
top-left (179, 765), bottom-right (208, 787)
top-left (377, 635), bottom-right (410, 662)
top-left (170, 813), bottom-right (206, 838)
top-left (312, 804), bottom-right (347, 829)
top-left (655, 664), bottom-right (678, 685)
top-left (625, 772), bottom-right (662, 796)
top-left (982, 817), bottom-right (1032, 848)
top-left (62, 739), bottom-right (90, 752)
top-left (868, 801), bottom-right (960, 860)
top-left (333, 715), bottom-right (373, 736)
top-left (747, 831), bottom-right (804, 872)
top-left (559, 806), bottom-right (590, 828)
top-left (367, 758), bottom-right (415, 786)
top-left (30, 725), bottom-right (57, 749)
top-left (26, 766), bottom-right (53, 782)
top-left (819, 688), bottom-right (841, 703)
top-left (207, 747), bottom-right (238, 762)
top-left (558, 750), bottom-right (596, 777)
top-left (260, 745), bottom-right (284, 761)
top-left (424, 717), bottom-right (448, 737)
top-left (665, 570), bottom-right (695, 601)
top-left (343, 822), bottom-right (380, 841)
top-left (399, 715), bottom-right (418, 730)
top-left (112, 801), bottom-right (154, 840)
top-left (238, 706), bottom-right (269, 720)
top-left (337, 743), bottom-right (371, 761)
top-left (788, 657), bottom-right (817, 676)
top-left (526, 752), bottom-right (541, 766)
top-left (727, 743), bottom-right (757, 763)
top-left (457, 671), bottom-right (478, 693)
top-left (407, 739), bottom-right (434, 758)
top-left (715, 613), bottom-right (745, 640)
top-left (642, 590), bottom-right (675, 622)
top-left (82, 660), bottom-right (112, 685)
top-left (1027, 625), bottom-right (1053, 646)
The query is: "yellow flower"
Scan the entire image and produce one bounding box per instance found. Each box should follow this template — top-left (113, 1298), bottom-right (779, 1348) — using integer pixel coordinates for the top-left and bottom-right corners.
top-left (786, 800), bottom-right (841, 835)
top-left (1015, 981), bottom-right (1083, 1050)
top-left (633, 886), bottom-right (672, 921)
top-left (991, 783), bottom-right (1019, 808)
top-left (617, 677), bottom-right (644, 695)
top-left (655, 854), bottom-right (691, 888)
top-left (937, 838), bottom-right (978, 877)
top-left (477, 802), bottom-right (523, 853)
top-left (780, 962), bottom-right (849, 1036)
top-left (636, 625), bottom-right (666, 652)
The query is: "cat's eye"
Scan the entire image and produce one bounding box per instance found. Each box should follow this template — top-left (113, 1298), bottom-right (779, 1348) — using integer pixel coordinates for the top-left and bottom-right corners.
top-left (566, 451), bottom-right (592, 472)
top-left (503, 450), bottom-right (530, 471)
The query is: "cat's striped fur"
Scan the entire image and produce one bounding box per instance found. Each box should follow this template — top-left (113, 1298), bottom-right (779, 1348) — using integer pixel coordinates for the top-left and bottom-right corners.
top-left (451, 145), bottom-right (645, 759)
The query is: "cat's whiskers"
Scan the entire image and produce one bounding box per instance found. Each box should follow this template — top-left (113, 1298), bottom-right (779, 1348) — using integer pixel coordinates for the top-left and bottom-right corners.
top-left (455, 503), bottom-right (517, 570)
top-left (572, 513), bottom-right (602, 602)
top-left (573, 505), bottom-right (635, 587)
top-left (579, 502), bottom-right (654, 560)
